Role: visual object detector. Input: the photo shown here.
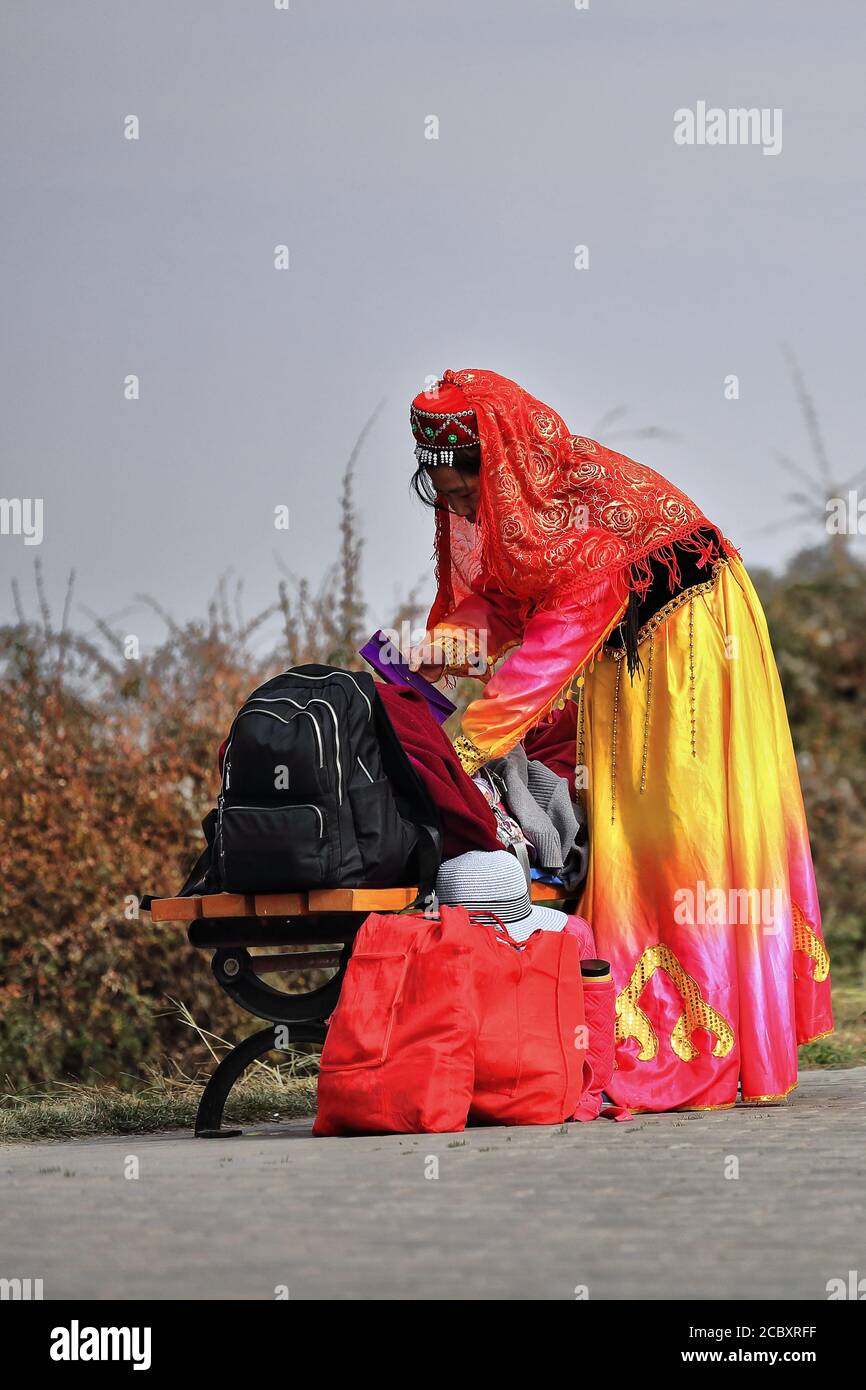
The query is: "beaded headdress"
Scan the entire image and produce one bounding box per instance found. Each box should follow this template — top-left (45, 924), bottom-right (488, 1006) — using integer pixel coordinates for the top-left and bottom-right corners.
top-left (410, 380), bottom-right (480, 467)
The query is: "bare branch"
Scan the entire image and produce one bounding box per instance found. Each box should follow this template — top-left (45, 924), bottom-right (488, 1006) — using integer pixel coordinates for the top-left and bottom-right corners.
top-left (781, 344), bottom-right (832, 487)
top-left (34, 557), bottom-right (52, 638)
top-left (79, 606), bottom-right (128, 657)
top-left (53, 569), bottom-right (78, 682)
top-left (773, 449), bottom-right (821, 492)
top-left (134, 593), bottom-right (182, 638)
top-left (11, 577), bottom-right (26, 626)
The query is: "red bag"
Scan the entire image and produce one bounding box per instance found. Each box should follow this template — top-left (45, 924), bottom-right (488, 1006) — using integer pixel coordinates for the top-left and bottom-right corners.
top-left (470, 924), bottom-right (585, 1126)
top-left (313, 906), bottom-right (478, 1136)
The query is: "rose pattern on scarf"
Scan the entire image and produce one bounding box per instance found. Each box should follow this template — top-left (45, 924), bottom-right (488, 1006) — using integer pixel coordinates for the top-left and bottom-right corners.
top-left (426, 368), bottom-right (734, 629)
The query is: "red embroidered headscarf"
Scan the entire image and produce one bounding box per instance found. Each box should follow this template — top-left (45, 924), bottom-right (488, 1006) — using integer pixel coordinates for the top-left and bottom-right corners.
top-left (417, 368), bottom-right (734, 629)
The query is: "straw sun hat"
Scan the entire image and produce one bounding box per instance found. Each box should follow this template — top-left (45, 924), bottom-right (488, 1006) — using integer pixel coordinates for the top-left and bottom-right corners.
top-left (435, 850), bottom-right (567, 943)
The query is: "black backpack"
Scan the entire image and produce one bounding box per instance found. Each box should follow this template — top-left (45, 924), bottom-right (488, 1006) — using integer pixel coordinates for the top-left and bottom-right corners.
top-left (178, 664), bottom-right (441, 903)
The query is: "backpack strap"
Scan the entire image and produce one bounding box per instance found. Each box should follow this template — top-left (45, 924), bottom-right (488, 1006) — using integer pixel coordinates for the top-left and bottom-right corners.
top-left (409, 821), bottom-right (442, 910)
top-left (141, 810), bottom-right (219, 909)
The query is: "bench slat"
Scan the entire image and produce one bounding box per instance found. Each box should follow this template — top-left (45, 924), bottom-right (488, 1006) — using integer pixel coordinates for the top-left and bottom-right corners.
top-left (147, 879), bottom-right (567, 923)
top-left (254, 893), bottom-right (309, 917)
top-left (307, 886), bottom-right (418, 912)
top-left (201, 893), bottom-right (256, 917)
top-left (150, 896), bottom-right (201, 923)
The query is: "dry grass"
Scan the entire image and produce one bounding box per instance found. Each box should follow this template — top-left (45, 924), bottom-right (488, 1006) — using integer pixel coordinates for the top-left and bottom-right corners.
top-left (0, 1070), bottom-right (317, 1143)
top-left (0, 1004), bottom-right (319, 1143)
top-left (798, 983), bottom-right (866, 1069)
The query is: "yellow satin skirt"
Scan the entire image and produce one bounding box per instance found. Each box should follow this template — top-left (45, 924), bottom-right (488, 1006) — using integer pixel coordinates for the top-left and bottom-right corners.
top-left (576, 557), bottom-right (832, 1111)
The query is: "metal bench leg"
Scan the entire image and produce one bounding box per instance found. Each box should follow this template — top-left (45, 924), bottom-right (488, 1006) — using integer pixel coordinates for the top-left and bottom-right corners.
top-left (195, 1022), bottom-right (327, 1138)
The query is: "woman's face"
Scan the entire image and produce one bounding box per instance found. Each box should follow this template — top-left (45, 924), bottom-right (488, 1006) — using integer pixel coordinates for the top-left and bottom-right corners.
top-left (427, 463), bottom-right (481, 523)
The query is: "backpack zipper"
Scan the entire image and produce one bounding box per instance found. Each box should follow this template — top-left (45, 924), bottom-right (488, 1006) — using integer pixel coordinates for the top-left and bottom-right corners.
top-left (274, 669), bottom-right (373, 720)
top-left (225, 802), bottom-right (324, 837)
top-left (235, 703), bottom-right (324, 767)
top-left (235, 696), bottom-right (342, 804)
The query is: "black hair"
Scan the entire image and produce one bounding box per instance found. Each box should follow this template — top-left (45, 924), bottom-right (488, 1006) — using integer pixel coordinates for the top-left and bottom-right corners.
top-left (409, 445), bottom-right (482, 509)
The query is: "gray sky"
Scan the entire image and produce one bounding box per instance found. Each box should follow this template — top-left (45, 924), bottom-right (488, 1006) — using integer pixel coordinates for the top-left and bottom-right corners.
top-left (2, 0), bottom-right (865, 649)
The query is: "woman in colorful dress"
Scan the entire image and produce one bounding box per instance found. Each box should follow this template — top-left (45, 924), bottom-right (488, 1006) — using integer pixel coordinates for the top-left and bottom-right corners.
top-left (408, 368), bottom-right (832, 1113)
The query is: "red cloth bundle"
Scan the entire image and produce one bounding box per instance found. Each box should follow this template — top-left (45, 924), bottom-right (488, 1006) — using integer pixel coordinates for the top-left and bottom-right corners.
top-left (523, 700), bottom-right (580, 794)
top-left (376, 685), bottom-right (499, 858)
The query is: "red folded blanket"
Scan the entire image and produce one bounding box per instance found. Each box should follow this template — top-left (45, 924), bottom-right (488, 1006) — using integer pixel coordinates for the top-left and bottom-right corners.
top-left (523, 700), bottom-right (579, 794)
top-left (377, 685), bottom-right (499, 859)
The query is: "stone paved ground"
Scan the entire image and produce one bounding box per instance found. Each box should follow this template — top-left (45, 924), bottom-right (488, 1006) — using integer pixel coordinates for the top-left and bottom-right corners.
top-left (2, 1067), bottom-right (864, 1300)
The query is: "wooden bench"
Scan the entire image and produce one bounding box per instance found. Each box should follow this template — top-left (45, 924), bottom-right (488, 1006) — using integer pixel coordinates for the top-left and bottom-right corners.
top-left (146, 882), bottom-right (570, 1138)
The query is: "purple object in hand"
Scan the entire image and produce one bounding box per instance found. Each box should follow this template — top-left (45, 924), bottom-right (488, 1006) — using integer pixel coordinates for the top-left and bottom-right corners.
top-left (359, 630), bottom-right (457, 725)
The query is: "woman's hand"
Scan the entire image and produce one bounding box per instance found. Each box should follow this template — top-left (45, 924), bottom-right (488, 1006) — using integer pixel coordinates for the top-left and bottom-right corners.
top-left (408, 636), bottom-right (446, 683)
